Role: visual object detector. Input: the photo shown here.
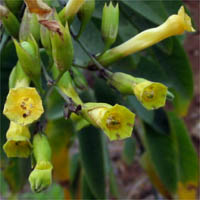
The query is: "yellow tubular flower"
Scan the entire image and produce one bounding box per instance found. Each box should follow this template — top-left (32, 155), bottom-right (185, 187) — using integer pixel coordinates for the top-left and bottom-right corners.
top-left (3, 87), bottom-right (44, 126)
top-left (82, 103), bottom-right (135, 141)
top-left (133, 81), bottom-right (168, 110)
top-left (109, 72), bottom-right (168, 110)
top-left (59, 0), bottom-right (85, 24)
top-left (97, 6), bottom-right (195, 66)
top-left (3, 122), bottom-right (32, 158)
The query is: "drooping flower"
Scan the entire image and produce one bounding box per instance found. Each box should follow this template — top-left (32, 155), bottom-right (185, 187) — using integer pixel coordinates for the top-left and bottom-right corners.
top-left (3, 122), bottom-right (32, 158)
top-left (3, 87), bottom-right (44, 126)
top-left (82, 103), bottom-right (135, 140)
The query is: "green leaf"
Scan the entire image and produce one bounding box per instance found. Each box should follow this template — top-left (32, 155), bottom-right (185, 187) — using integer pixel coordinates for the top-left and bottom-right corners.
top-left (153, 37), bottom-right (193, 115)
top-left (20, 183), bottom-right (64, 199)
top-left (77, 126), bottom-right (106, 199)
top-left (121, 0), bottom-right (168, 25)
top-left (69, 153), bottom-right (81, 199)
top-left (168, 112), bottom-right (199, 184)
top-left (3, 158), bottom-right (31, 194)
top-left (81, 174), bottom-right (97, 199)
top-left (142, 123), bottom-right (178, 194)
top-left (122, 137), bottom-right (136, 165)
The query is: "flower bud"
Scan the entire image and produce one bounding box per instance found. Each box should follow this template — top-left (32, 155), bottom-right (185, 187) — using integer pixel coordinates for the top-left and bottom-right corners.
top-left (77, 0), bottom-right (95, 37)
top-left (3, 87), bottom-right (44, 126)
top-left (82, 103), bottom-right (135, 140)
top-left (40, 24), bottom-right (52, 55)
top-left (59, 0), bottom-right (85, 25)
top-left (3, 122), bottom-right (32, 158)
top-left (13, 36), bottom-right (41, 83)
top-left (19, 8), bottom-right (40, 42)
top-left (98, 6), bottom-right (195, 66)
top-left (101, 2), bottom-right (119, 50)
top-left (4, 0), bottom-right (23, 16)
top-left (47, 21), bottom-right (73, 73)
top-left (29, 133), bottom-right (53, 192)
top-left (9, 62), bottom-right (30, 89)
top-left (109, 72), bottom-right (168, 110)
top-left (0, 5), bottom-right (20, 38)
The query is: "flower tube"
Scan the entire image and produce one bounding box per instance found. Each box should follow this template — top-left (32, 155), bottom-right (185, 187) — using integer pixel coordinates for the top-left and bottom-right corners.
top-left (59, 0), bottom-right (85, 24)
top-left (82, 103), bottom-right (135, 140)
top-left (97, 6), bottom-right (195, 66)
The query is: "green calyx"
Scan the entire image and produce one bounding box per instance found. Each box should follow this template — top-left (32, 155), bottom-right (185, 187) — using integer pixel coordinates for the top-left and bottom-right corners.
top-left (19, 8), bottom-right (40, 42)
top-left (13, 36), bottom-right (41, 83)
top-left (0, 5), bottom-right (20, 38)
top-left (33, 133), bottom-right (52, 163)
top-left (101, 2), bottom-right (119, 50)
top-left (50, 22), bottom-right (74, 73)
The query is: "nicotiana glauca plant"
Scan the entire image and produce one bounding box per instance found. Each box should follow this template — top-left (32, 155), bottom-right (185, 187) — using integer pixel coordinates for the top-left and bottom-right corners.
top-left (0, 0), bottom-right (199, 199)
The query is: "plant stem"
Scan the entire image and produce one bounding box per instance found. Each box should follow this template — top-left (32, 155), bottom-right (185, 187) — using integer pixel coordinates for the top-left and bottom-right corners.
top-left (71, 28), bottom-right (113, 78)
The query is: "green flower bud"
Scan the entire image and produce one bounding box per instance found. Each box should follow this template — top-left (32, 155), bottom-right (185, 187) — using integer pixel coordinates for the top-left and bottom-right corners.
top-left (109, 72), bottom-right (168, 110)
top-left (19, 8), bottom-right (40, 42)
top-left (29, 161), bottom-right (53, 193)
top-left (0, 5), bottom-right (20, 38)
top-left (49, 21), bottom-right (73, 73)
top-left (40, 24), bottom-right (52, 55)
top-left (101, 2), bottom-right (119, 50)
top-left (13, 36), bottom-right (41, 84)
top-left (9, 62), bottom-right (30, 89)
top-left (59, 0), bottom-right (85, 25)
top-left (29, 133), bottom-right (52, 192)
top-left (4, 0), bottom-right (23, 16)
top-left (77, 0), bottom-right (95, 38)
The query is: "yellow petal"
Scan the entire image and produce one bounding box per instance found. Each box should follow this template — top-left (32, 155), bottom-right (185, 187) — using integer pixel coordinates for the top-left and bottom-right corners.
top-left (3, 137), bottom-right (32, 158)
top-left (178, 6), bottom-right (195, 32)
top-left (101, 104), bottom-right (135, 141)
top-left (133, 81), bottom-right (168, 110)
top-left (3, 87), bottom-right (44, 126)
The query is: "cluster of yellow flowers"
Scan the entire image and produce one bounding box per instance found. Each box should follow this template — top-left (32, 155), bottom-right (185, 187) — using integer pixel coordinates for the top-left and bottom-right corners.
top-left (1, 0), bottom-right (195, 193)
top-left (3, 63), bottom-right (44, 158)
